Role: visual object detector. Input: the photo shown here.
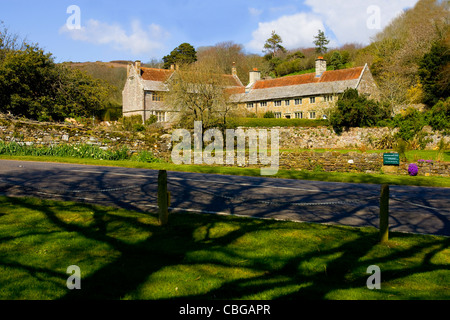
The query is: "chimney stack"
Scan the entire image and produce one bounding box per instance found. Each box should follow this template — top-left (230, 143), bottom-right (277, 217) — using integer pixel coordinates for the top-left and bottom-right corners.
top-left (135, 60), bottom-right (141, 74)
top-left (315, 57), bottom-right (326, 77)
top-left (231, 62), bottom-right (237, 77)
top-left (249, 68), bottom-right (261, 85)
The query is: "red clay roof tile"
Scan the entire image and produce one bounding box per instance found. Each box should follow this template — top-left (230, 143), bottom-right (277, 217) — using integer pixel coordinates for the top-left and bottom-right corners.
top-left (141, 68), bottom-right (174, 82)
top-left (252, 66), bottom-right (364, 90)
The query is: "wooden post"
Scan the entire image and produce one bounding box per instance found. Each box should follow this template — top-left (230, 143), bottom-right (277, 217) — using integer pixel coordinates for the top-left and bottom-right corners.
top-left (379, 184), bottom-right (390, 243)
top-left (158, 170), bottom-right (169, 226)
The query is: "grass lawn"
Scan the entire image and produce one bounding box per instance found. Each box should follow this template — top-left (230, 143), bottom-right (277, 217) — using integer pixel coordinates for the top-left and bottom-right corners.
top-left (280, 148), bottom-right (450, 163)
top-left (0, 196), bottom-right (448, 300)
top-left (1, 155), bottom-right (450, 188)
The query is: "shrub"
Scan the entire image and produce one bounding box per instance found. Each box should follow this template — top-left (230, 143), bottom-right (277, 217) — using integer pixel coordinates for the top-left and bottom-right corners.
top-left (329, 88), bottom-right (391, 132)
top-left (425, 98), bottom-right (450, 132)
top-left (394, 138), bottom-right (408, 162)
top-left (145, 115), bottom-right (158, 126)
top-left (263, 111), bottom-right (275, 119)
top-left (408, 163), bottom-right (418, 176)
top-left (132, 150), bottom-right (161, 163)
top-left (392, 107), bottom-right (427, 142)
top-left (122, 115), bottom-right (143, 131)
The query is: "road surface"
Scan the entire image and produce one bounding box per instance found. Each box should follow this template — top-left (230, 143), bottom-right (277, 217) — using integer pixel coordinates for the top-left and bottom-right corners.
top-left (0, 159), bottom-right (449, 236)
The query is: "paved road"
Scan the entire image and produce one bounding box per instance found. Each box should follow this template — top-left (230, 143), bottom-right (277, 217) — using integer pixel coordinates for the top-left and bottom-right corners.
top-left (0, 159), bottom-right (449, 236)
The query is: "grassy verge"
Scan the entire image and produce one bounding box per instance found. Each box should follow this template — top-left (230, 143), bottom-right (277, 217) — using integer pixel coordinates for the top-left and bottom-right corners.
top-left (1, 154), bottom-right (450, 188)
top-left (0, 196), bottom-right (448, 300)
top-left (280, 148), bottom-right (450, 163)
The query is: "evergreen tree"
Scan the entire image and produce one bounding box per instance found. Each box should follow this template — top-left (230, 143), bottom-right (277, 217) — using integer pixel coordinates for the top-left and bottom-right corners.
top-left (418, 40), bottom-right (450, 106)
top-left (263, 31), bottom-right (286, 58)
top-left (163, 43), bottom-right (197, 69)
top-left (329, 51), bottom-right (344, 70)
top-left (313, 30), bottom-right (330, 54)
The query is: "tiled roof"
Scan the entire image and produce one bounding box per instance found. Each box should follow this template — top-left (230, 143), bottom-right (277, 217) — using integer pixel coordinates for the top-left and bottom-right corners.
top-left (231, 66), bottom-right (366, 103)
top-left (140, 67), bottom-right (243, 91)
top-left (141, 68), bottom-right (174, 82)
top-left (252, 67), bottom-right (364, 90)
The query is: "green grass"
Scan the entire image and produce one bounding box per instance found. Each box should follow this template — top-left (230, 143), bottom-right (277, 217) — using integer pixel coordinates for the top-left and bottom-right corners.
top-left (0, 196), bottom-right (448, 300)
top-left (281, 148), bottom-right (450, 163)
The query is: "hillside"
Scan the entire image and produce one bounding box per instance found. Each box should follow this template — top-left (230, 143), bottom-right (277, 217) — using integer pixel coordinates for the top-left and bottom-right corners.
top-left (65, 61), bottom-right (128, 105)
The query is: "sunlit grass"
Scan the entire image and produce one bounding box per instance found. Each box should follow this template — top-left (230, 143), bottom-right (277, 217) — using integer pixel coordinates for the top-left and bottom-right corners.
top-left (0, 196), bottom-right (448, 300)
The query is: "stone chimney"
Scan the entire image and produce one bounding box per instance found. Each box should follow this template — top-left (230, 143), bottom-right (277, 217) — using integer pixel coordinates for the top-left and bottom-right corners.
top-left (315, 57), bottom-right (326, 77)
top-left (249, 68), bottom-right (261, 84)
top-left (135, 60), bottom-right (141, 74)
top-left (127, 63), bottom-right (132, 77)
top-left (231, 62), bottom-right (237, 77)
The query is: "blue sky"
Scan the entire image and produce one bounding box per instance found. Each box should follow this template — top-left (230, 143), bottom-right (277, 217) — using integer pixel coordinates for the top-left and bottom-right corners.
top-left (1, 0), bottom-right (419, 63)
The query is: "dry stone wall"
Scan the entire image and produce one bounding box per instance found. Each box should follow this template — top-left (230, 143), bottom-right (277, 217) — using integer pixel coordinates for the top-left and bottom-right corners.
top-left (1, 115), bottom-right (448, 176)
top-left (277, 126), bottom-right (448, 150)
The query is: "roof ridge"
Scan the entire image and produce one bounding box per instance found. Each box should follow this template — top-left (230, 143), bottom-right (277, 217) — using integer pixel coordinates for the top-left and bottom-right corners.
top-left (252, 66), bottom-right (365, 90)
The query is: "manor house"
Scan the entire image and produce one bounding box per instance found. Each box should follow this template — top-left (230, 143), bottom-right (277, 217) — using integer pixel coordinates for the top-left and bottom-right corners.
top-left (122, 57), bottom-right (379, 123)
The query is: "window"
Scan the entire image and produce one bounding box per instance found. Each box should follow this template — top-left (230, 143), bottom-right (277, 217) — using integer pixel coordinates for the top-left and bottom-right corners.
top-left (295, 112), bottom-right (303, 119)
top-left (309, 111), bottom-right (316, 119)
top-left (156, 111), bottom-right (166, 122)
top-left (295, 98), bottom-right (302, 105)
top-left (285, 100), bottom-right (290, 106)
top-left (324, 95), bottom-right (333, 102)
top-left (274, 112), bottom-right (282, 119)
top-left (247, 103), bottom-right (254, 108)
top-left (274, 100), bottom-right (282, 107)
top-left (152, 92), bottom-right (163, 102)
top-left (260, 101), bottom-right (267, 107)
top-left (310, 97), bottom-right (316, 104)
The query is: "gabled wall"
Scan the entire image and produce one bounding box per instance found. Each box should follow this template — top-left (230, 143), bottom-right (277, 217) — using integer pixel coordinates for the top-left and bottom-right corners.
top-left (122, 64), bottom-right (145, 120)
top-left (356, 65), bottom-right (380, 100)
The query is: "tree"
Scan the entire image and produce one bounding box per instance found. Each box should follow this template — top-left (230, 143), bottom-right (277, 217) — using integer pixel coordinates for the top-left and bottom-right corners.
top-left (0, 42), bottom-right (112, 121)
top-left (164, 62), bottom-right (238, 131)
top-left (163, 43), bottom-right (197, 69)
top-left (313, 30), bottom-right (330, 54)
top-left (329, 88), bottom-right (392, 133)
top-left (329, 51), bottom-right (344, 70)
top-left (263, 31), bottom-right (286, 58)
top-left (418, 39), bottom-right (450, 106)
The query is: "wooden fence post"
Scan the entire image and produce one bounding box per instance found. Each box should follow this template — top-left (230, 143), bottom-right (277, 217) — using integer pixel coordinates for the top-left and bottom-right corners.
top-left (158, 170), bottom-right (169, 226)
top-left (379, 184), bottom-right (390, 243)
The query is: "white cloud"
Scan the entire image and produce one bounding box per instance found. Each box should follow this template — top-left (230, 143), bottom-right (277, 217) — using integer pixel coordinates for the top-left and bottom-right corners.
top-left (247, 0), bottom-right (418, 53)
top-left (247, 13), bottom-right (326, 52)
top-left (60, 19), bottom-right (169, 56)
top-left (249, 7), bottom-right (263, 16)
top-left (304, 0), bottom-right (419, 45)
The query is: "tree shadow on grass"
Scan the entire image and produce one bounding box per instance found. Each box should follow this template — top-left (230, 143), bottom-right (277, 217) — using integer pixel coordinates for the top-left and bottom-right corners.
top-left (0, 196), bottom-right (448, 300)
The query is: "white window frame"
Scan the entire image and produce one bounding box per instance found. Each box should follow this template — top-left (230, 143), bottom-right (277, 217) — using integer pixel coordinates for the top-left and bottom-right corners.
top-left (295, 112), bottom-right (303, 119)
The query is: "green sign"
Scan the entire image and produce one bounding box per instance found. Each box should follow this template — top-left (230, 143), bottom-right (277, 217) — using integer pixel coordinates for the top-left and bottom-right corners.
top-left (383, 153), bottom-right (400, 166)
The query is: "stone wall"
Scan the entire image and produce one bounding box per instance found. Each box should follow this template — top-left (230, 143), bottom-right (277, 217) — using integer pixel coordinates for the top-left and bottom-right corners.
top-left (280, 151), bottom-right (382, 174)
top-left (277, 126), bottom-right (449, 150)
top-left (0, 115), bottom-right (171, 158)
top-left (279, 152), bottom-right (449, 177)
top-left (1, 115), bottom-right (448, 176)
